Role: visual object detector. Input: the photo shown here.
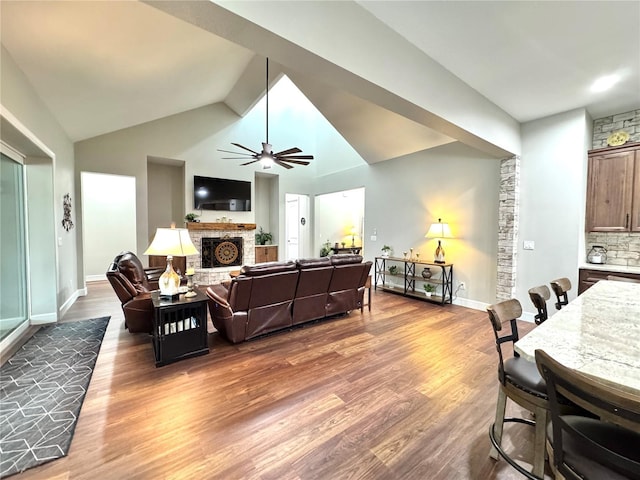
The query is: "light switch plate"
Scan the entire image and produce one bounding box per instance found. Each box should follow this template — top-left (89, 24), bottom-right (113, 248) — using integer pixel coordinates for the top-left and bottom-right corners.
top-left (523, 240), bottom-right (535, 250)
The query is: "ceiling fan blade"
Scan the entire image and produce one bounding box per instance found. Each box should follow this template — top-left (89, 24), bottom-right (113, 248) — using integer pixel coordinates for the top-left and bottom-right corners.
top-left (277, 158), bottom-right (310, 166)
top-left (240, 159), bottom-right (261, 166)
top-left (274, 147), bottom-right (302, 156)
top-left (279, 155), bottom-right (314, 160)
top-left (275, 160), bottom-right (294, 169)
top-left (218, 148), bottom-right (254, 155)
top-left (231, 143), bottom-right (260, 155)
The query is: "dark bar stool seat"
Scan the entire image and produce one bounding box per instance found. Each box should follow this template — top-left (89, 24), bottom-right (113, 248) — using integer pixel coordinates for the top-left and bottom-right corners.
top-left (528, 285), bottom-right (551, 325)
top-left (486, 299), bottom-right (550, 479)
top-left (550, 277), bottom-right (572, 310)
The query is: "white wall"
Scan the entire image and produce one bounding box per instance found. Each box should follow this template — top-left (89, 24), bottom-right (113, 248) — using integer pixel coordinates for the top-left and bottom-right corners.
top-left (517, 108), bottom-right (590, 315)
top-left (312, 142), bottom-right (501, 305)
top-left (75, 76), bottom-right (361, 262)
top-left (1, 46), bottom-right (75, 319)
top-left (147, 161), bottom-right (185, 236)
top-left (81, 172), bottom-right (137, 280)
top-left (315, 188), bottom-right (365, 252)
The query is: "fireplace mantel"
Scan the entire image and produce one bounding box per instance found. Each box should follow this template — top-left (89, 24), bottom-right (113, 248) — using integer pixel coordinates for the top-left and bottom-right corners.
top-left (186, 222), bottom-right (256, 231)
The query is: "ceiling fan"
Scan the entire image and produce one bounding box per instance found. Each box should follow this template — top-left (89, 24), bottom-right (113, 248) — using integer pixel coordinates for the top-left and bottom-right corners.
top-left (218, 58), bottom-right (314, 170)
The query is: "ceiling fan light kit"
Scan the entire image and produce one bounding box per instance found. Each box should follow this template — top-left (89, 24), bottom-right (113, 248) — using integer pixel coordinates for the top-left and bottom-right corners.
top-left (219, 58), bottom-right (314, 169)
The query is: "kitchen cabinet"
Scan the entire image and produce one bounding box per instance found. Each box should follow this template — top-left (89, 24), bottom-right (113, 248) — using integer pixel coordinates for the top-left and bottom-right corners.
top-left (578, 267), bottom-right (640, 295)
top-left (255, 245), bottom-right (278, 263)
top-left (585, 143), bottom-right (640, 232)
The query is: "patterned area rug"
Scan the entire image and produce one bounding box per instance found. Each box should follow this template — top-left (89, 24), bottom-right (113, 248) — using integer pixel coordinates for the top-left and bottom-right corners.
top-left (0, 317), bottom-right (110, 477)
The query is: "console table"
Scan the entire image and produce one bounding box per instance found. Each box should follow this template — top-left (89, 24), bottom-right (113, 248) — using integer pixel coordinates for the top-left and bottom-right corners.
top-left (332, 247), bottom-right (361, 254)
top-left (151, 290), bottom-right (209, 367)
top-left (374, 256), bottom-right (453, 305)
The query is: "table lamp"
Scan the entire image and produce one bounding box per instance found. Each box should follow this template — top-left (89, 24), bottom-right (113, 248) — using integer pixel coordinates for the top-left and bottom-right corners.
top-left (350, 226), bottom-right (357, 248)
top-left (425, 218), bottom-right (452, 264)
top-left (144, 224), bottom-right (198, 299)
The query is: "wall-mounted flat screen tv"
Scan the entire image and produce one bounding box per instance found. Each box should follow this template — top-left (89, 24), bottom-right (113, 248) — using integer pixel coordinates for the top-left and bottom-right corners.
top-left (194, 176), bottom-right (251, 211)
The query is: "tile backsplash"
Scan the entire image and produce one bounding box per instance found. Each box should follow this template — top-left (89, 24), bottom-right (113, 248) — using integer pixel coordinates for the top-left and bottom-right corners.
top-left (585, 232), bottom-right (640, 267)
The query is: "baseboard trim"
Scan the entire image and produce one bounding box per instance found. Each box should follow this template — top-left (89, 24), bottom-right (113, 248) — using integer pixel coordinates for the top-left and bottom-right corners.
top-left (453, 297), bottom-right (488, 311)
top-left (86, 274), bottom-right (106, 282)
top-left (452, 297), bottom-right (536, 324)
top-left (59, 287), bottom-right (88, 318)
top-left (30, 312), bottom-right (57, 325)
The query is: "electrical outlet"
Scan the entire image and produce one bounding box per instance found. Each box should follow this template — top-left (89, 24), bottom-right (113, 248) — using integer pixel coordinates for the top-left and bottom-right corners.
top-left (459, 281), bottom-right (466, 290)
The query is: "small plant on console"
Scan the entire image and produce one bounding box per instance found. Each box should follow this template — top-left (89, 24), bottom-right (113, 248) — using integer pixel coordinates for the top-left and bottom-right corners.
top-left (255, 227), bottom-right (273, 246)
top-left (423, 283), bottom-right (436, 296)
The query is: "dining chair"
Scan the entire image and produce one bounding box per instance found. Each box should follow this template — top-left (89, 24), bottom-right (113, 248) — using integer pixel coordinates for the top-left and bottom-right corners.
top-left (606, 275), bottom-right (640, 284)
top-left (535, 349), bottom-right (640, 480)
top-left (550, 277), bottom-right (572, 310)
top-left (528, 285), bottom-right (551, 325)
top-left (486, 299), bottom-right (549, 479)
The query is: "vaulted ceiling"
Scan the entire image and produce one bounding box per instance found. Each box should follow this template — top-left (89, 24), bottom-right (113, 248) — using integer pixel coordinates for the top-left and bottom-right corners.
top-left (1, 1), bottom-right (638, 163)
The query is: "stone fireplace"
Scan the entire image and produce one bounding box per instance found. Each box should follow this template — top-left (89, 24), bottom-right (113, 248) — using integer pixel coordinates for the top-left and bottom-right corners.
top-left (202, 237), bottom-right (244, 268)
top-left (186, 223), bottom-right (256, 285)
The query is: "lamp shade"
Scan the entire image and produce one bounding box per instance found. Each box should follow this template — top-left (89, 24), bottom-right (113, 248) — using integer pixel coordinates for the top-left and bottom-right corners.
top-left (425, 218), bottom-right (453, 239)
top-left (144, 227), bottom-right (198, 257)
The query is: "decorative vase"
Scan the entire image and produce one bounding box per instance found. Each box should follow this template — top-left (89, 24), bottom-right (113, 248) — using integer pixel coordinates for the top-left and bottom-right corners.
top-left (434, 240), bottom-right (445, 263)
top-left (421, 267), bottom-right (432, 279)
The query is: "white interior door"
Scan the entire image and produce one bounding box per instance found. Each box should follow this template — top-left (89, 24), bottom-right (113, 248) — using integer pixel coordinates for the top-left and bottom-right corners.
top-left (285, 194), bottom-right (310, 260)
top-left (286, 196), bottom-right (299, 260)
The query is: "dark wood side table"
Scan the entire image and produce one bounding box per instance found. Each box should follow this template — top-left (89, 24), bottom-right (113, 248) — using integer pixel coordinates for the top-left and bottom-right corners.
top-left (151, 290), bottom-right (209, 367)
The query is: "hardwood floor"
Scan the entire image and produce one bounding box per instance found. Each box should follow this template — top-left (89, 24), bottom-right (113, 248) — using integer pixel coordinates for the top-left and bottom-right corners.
top-left (10, 282), bottom-right (552, 480)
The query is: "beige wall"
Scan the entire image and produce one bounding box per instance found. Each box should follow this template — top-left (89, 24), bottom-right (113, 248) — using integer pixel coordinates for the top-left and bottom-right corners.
top-left (1, 46), bottom-right (74, 319)
top-left (312, 141), bottom-right (501, 305)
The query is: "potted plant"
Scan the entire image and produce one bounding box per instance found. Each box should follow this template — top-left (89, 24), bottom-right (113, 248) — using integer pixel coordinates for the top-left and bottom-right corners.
top-left (423, 283), bottom-right (436, 297)
top-left (255, 227), bottom-right (273, 246)
top-left (184, 212), bottom-right (200, 223)
top-left (388, 265), bottom-right (399, 275)
top-left (320, 239), bottom-right (332, 257)
top-left (381, 245), bottom-right (392, 257)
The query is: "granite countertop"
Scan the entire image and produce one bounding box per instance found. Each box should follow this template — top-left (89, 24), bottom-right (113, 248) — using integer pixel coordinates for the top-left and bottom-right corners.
top-left (515, 280), bottom-right (640, 396)
top-left (579, 263), bottom-right (640, 275)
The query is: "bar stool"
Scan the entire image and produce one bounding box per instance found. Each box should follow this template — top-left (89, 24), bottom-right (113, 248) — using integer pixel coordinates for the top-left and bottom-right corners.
top-left (486, 299), bottom-right (549, 479)
top-left (528, 285), bottom-right (550, 325)
top-left (550, 277), bottom-right (571, 310)
top-left (535, 349), bottom-right (640, 479)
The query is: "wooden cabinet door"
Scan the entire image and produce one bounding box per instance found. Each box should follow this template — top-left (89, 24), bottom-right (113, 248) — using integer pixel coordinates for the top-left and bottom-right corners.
top-left (632, 151), bottom-right (640, 232)
top-left (586, 149), bottom-right (635, 231)
top-left (264, 246), bottom-right (278, 262)
top-left (255, 246), bottom-right (278, 263)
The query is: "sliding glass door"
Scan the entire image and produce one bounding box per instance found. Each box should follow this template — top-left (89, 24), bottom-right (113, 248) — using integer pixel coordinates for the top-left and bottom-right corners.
top-left (0, 151), bottom-right (28, 343)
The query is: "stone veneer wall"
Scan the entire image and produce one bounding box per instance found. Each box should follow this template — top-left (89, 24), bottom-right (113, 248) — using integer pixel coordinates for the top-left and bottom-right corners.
top-left (496, 155), bottom-right (520, 301)
top-left (592, 109), bottom-right (640, 149)
top-left (585, 233), bottom-right (640, 267)
top-left (187, 228), bottom-right (256, 286)
top-left (586, 110), bottom-right (640, 266)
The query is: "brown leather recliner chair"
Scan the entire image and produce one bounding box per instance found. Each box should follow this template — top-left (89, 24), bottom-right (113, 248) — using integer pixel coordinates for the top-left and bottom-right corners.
top-left (326, 254), bottom-right (372, 316)
top-left (106, 251), bottom-right (163, 333)
top-left (293, 257), bottom-right (334, 325)
top-left (206, 261), bottom-right (299, 343)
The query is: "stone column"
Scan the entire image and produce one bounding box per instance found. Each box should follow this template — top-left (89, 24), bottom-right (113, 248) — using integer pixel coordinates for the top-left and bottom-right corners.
top-left (496, 155), bottom-right (520, 301)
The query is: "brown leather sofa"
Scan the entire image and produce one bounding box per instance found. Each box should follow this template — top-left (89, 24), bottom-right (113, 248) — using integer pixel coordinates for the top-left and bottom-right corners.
top-left (206, 254), bottom-right (372, 343)
top-left (106, 251), bottom-right (164, 333)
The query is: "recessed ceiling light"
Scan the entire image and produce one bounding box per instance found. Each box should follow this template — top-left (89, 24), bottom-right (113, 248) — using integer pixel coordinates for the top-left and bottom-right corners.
top-left (591, 74), bottom-right (620, 92)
